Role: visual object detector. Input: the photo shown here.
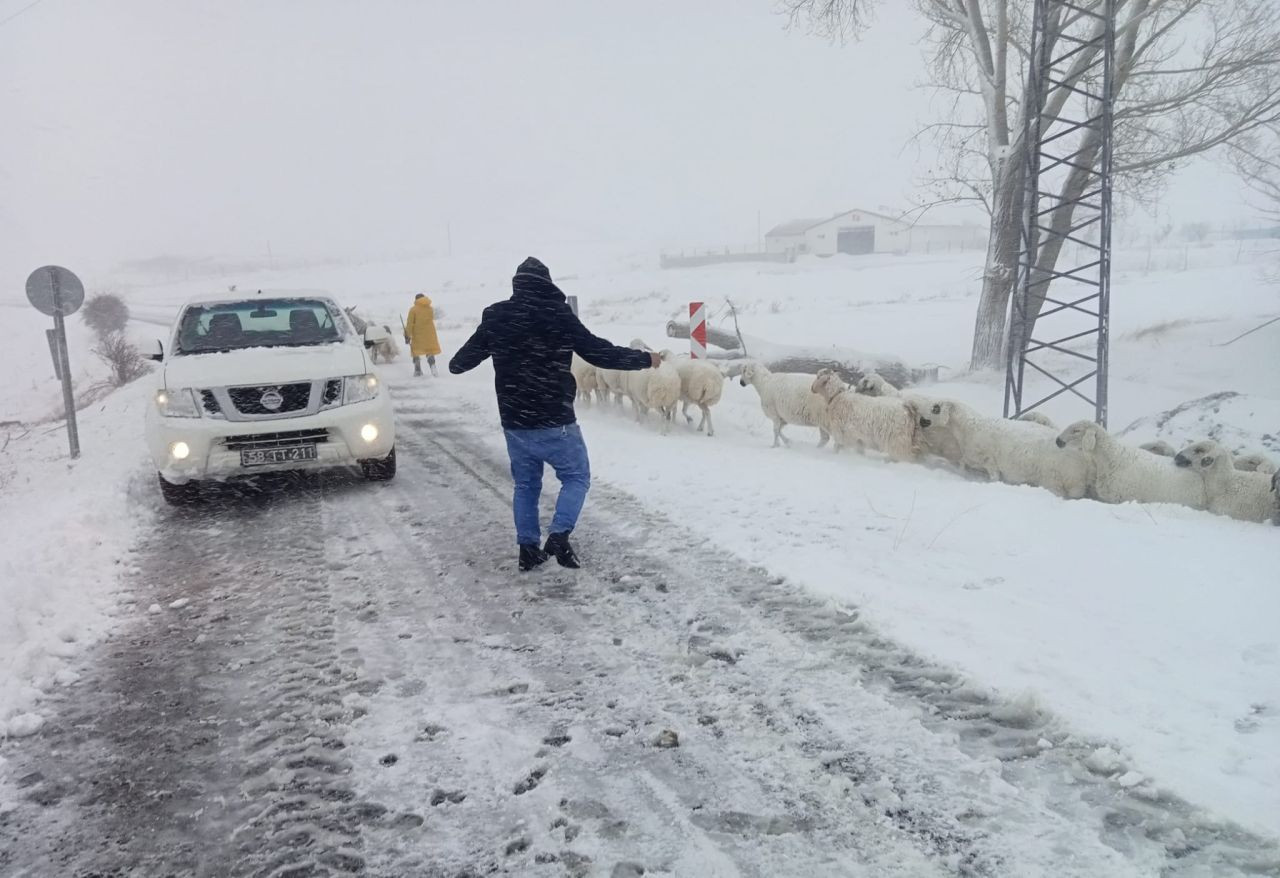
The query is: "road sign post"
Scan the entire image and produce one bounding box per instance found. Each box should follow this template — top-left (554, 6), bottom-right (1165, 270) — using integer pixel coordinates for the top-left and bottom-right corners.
top-left (26, 266), bottom-right (85, 459)
top-left (45, 329), bottom-right (64, 381)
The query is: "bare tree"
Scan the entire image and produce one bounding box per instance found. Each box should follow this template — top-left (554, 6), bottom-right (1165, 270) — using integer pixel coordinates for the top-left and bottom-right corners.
top-left (92, 332), bottom-right (150, 387)
top-left (1230, 123), bottom-right (1280, 224)
top-left (785, 0), bottom-right (1280, 368)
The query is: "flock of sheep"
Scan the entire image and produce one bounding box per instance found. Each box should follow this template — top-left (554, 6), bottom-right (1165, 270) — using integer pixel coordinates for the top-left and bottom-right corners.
top-left (571, 343), bottom-right (1280, 527)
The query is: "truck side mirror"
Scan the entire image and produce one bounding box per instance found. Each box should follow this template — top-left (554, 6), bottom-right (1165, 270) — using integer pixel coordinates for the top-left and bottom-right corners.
top-left (363, 325), bottom-right (390, 348)
top-left (140, 338), bottom-right (164, 361)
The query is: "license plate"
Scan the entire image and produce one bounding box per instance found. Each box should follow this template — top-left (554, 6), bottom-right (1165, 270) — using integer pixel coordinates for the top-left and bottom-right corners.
top-left (240, 445), bottom-right (318, 467)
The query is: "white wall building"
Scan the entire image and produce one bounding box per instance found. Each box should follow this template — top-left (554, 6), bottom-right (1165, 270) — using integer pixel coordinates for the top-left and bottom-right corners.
top-left (765, 209), bottom-right (986, 257)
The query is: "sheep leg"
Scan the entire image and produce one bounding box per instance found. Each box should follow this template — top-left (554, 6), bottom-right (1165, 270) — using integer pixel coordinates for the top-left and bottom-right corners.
top-left (817, 428), bottom-right (830, 449)
top-left (699, 404), bottom-right (713, 437)
top-left (772, 418), bottom-right (792, 448)
top-left (682, 400), bottom-right (695, 426)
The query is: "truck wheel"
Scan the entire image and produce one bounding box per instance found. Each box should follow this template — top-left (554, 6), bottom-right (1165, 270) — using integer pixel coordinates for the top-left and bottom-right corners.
top-left (158, 473), bottom-right (201, 505)
top-left (360, 446), bottom-right (396, 481)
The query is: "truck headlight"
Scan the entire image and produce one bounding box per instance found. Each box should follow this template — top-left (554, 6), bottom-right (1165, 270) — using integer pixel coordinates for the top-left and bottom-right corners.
top-left (155, 388), bottom-right (202, 418)
top-left (342, 373), bottom-right (380, 405)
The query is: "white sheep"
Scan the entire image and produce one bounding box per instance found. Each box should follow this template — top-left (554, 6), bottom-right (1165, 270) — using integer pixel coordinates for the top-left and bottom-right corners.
top-left (854, 371), bottom-right (900, 397)
top-left (570, 354), bottom-right (599, 407)
top-left (1233, 451), bottom-right (1277, 476)
top-left (1015, 411), bottom-right (1057, 429)
top-left (625, 350), bottom-right (682, 434)
top-left (594, 367), bottom-right (627, 405)
top-left (1139, 440), bottom-right (1177, 457)
top-left (1055, 421), bottom-right (1206, 509)
top-left (914, 399), bottom-right (1091, 498)
top-left (811, 370), bottom-right (920, 463)
top-left (674, 358), bottom-right (726, 437)
top-left (1272, 472), bottom-right (1279, 526)
top-left (1173, 440), bottom-right (1275, 524)
top-left (900, 396), bottom-right (966, 467)
top-left (737, 362), bottom-right (830, 448)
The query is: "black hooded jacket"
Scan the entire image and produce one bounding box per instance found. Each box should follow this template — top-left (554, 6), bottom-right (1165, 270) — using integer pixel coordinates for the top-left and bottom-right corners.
top-left (449, 257), bottom-right (653, 430)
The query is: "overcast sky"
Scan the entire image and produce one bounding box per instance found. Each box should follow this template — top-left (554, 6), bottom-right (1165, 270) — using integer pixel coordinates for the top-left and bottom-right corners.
top-left (0, 0), bottom-right (1257, 283)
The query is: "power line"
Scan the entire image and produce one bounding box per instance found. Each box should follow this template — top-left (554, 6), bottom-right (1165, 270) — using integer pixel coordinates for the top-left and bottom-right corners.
top-left (0, 0), bottom-right (46, 28)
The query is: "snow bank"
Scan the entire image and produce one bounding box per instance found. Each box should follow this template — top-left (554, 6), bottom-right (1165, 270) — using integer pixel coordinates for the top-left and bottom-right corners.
top-left (0, 344), bottom-right (151, 737)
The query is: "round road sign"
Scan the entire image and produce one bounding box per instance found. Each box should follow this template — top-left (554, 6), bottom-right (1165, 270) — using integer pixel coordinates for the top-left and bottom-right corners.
top-left (26, 265), bottom-right (86, 317)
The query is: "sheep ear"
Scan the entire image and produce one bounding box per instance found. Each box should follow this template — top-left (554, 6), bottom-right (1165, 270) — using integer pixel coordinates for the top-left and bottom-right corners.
top-left (1082, 430), bottom-right (1096, 452)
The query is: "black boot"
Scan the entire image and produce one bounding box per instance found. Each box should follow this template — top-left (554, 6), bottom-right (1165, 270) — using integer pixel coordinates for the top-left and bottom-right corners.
top-left (518, 543), bottom-right (549, 572)
top-left (543, 532), bottom-right (581, 569)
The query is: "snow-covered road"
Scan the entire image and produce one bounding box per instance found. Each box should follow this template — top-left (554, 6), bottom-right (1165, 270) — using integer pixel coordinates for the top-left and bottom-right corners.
top-left (1, 381), bottom-right (1276, 877)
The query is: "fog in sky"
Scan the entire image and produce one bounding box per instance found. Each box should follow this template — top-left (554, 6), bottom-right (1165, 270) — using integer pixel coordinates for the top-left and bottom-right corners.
top-left (0, 0), bottom-right (1256, 284)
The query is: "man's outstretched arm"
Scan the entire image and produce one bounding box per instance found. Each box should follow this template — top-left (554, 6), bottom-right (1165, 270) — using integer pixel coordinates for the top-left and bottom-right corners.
top-left (569, 311), bottom-right (655, 371)
top-left (449, 317), bottom-right (492, 374)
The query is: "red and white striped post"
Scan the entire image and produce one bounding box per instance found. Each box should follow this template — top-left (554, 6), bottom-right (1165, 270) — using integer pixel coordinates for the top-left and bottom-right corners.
top-left (690, 301), bottom-right (707, 359)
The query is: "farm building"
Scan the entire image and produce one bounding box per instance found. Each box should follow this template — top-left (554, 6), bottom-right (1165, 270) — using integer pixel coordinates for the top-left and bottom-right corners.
top-left (765, 209), bottom-right (986, 257)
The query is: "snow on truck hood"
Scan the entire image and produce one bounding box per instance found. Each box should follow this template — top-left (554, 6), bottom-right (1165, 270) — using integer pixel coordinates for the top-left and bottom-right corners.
top-left (162, 342), bottom-right (369, 388)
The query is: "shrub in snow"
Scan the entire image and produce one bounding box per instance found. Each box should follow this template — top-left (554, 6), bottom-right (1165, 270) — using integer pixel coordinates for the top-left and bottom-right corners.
top-left (80, 292), bottom-right (130, 336)
top-left (916, 400), bottom-right (1091, 498)
top-left (1173, 440), bottom-right (1275, 524)
top-left (811, 369), bottom-right (920, 463)
top-left (1056, 421), bottom-right (1205, 509)
top-left (92, 331), bottom-right (150, 387)
top-left (737, 362), bottom-right (830, 449)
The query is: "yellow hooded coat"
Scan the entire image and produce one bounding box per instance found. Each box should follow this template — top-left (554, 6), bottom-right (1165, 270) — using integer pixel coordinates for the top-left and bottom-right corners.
top-left (405, 296), bottom-right (442, 357)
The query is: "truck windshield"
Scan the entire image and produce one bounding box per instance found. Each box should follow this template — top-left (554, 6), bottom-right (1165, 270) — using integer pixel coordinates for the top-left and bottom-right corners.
top-left (174, 298), bottom-right (344, 354)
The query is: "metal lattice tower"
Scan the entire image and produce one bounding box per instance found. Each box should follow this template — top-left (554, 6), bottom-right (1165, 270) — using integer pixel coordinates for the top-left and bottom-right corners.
top-left (1005, 0), bottom-right (1117, 427)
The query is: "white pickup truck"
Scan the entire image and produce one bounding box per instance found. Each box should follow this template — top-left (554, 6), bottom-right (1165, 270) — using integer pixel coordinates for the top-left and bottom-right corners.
top-left (143, 293), bottom-right (397, 504)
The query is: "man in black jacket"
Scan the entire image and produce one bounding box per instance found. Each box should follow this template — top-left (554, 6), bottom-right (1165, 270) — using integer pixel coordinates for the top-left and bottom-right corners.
top-left (449, 257), bottom-right (657, 570)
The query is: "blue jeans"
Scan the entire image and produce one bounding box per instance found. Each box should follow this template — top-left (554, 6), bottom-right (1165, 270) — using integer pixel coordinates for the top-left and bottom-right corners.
top-left (502, 424), bottom-right (591, 546)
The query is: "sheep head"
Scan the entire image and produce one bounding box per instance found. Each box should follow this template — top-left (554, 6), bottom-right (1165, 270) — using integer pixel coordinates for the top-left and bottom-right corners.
top-left (739, 362), bottom-right (761, 387)
top-left (810, 369), bottom-right (845, 401)
top-left (1174, 440), bottom-right (1227, 472)
top-left (1056, 420), bottom-right (1101, 453)
top-left (913, 398), bottom-right (952, 430)
top-left (658, 350), bottom-right (674, 363)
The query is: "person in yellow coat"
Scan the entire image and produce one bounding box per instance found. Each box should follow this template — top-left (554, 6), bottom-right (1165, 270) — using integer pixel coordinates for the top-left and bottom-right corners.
top-left (404, 293), bottom-right (442, 376)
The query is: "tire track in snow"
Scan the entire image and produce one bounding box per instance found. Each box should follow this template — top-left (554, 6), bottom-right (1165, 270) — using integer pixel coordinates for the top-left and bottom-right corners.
top-left (384, 382), bottom-right (1280, 877)
top-left (0, 476), bottom-right (405, 876)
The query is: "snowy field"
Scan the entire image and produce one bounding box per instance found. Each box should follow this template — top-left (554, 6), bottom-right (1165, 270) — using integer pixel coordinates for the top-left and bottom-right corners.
top-left (1, 241), bottom-right (1277, 846)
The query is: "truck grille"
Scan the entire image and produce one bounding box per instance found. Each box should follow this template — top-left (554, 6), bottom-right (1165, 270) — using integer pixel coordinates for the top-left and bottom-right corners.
top-left (199, 390), bottom-right (223, 416)
top-left (222, 429), bottom-right (330, 451)
top-left (227, 382), bottom-right (312, 415)
top-left (322, 378), bottom-right (342, 407)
